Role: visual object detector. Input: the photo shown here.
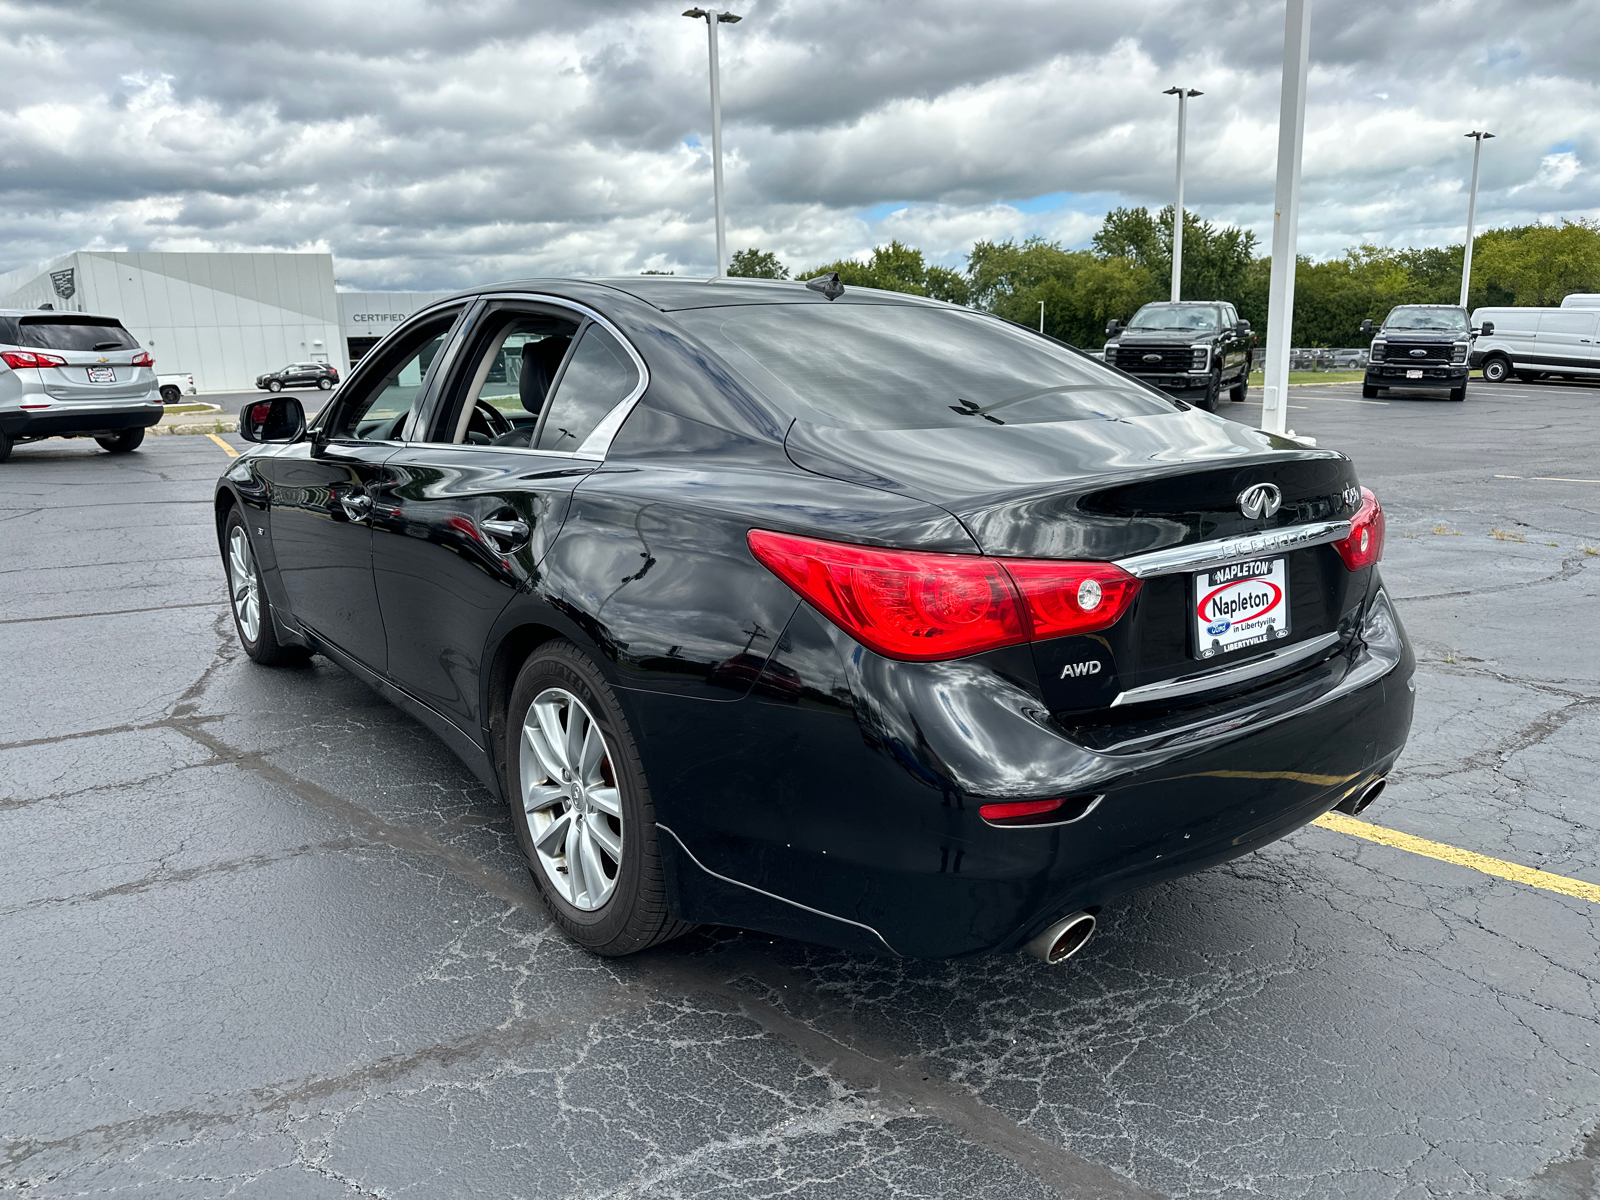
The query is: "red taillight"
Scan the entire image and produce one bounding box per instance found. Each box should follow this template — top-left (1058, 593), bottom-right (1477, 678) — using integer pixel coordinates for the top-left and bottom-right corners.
top-left (0, 349), bottom-right (68, 369)
top-left (746, 530), bottom-right (1143, 662)
top-left (1003, 559), bottom-right (1142, 638)
top-left (1333, 487), bottom-right (1385, 570)
top-left (747, 530), bottom-right (1026, 661)
top-left (979, 798), bottom-right (1065, 821)
top-left (131, 351), bottom-right (154, 367)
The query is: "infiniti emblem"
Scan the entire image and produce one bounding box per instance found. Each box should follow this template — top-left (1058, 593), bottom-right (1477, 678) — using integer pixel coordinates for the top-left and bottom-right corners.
top-left (1238, 483), bottom-right (1282, 520)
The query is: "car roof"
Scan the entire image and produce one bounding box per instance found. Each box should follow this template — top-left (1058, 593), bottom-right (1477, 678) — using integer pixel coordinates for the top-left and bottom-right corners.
top-left (0, 308), bottom-right (126, 321)
top-left (467, 276), bottom-right (952, 313)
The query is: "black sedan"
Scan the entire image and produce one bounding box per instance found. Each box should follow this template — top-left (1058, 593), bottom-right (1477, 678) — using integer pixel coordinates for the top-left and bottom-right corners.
top-left (216, 277), bottom-right (1413, 963)
top-left (255, 361), bottom-right (340, 392)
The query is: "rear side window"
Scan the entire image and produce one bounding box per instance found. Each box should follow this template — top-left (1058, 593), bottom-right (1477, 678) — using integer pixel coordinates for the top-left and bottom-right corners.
top-left (673, 304), bottom-right (1173, 431)
top-left (535, 325), bottom-right (640, 451)
top-left (1538, 311), bottom-right (1598, 335)
top-left (16, 317), bottom-right (139, 352)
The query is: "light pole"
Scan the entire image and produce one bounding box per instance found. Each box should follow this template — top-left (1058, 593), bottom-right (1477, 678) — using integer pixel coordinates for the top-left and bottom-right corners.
top-left (683, 8), bottom-right (742, 278)
top-left (1460, 130), bottom-right (1494, 309)
top-left (1261, 0), bottom-right (1310, 438)
top-left (1163, 86), bottom-right (1202, 303)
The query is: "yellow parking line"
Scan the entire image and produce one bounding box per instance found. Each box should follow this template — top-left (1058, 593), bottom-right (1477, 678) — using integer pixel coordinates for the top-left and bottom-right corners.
top-left (207, 433), bottom-right (238, 458)
top-left (1494, 473), bottom-right (1600, 484)
top-left (1314, 811), bottom-right (1600, 904)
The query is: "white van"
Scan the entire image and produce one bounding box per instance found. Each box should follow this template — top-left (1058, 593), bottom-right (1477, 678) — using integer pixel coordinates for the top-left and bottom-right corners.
top-left (1560, 294), bottom-right (1600, 309)
top-left (1470, 306), bottom-right (1600, 383)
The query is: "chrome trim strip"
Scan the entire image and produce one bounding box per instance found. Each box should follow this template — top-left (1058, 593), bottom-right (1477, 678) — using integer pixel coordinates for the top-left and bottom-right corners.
top-left (1115, 518), bottom-right (1352, 579)
top-left (656, 823), bottom-right (899, 955)
top-left (1110, 631), bottom-right (1342, 708)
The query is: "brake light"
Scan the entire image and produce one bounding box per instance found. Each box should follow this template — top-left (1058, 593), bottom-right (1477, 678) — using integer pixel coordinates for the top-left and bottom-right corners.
top-left (747, 530), bottom-right (1143, 662)
top-left (1333, 487), bottom-right (1385, 570)
top-left (131, 351), bottom-right (154, 367)
top-left (0, 349), bottom-right (68, 369)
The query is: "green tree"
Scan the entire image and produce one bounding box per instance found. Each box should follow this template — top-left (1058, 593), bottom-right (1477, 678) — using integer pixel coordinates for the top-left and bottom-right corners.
top-left (728, 248), bottom-right (789, 279)
top-left (1472, 220), bottom-right (1600, 306)
top-left (1093, 205), bottom-right (1257, 306)
top-left (967, 236), bottom-right (1152, 347)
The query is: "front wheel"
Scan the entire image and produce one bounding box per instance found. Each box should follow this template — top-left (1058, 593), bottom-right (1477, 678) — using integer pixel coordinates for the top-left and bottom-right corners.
top-left (267, 380), bottom-right (283, 393)
top-left (1481, 357), bottom-right (1511, 383)
top-left (506, 640), bottom-right (693, 956)
top-left (95, 428), bottom-right (144, 453)
top-left (1448, 386), bottom-right (1466, 402)
top-left (1195, 369), bottom-right (1221, 412)
top-left (1228, 371), bottom-right (1248, 403)
top-left (224, 509), bottom-right (311, 666)
top-left (0, 428), bottom-right (11, 463)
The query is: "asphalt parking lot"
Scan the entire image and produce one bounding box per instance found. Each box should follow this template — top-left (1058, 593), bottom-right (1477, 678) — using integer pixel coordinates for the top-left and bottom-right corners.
top-left (4, 377), bottom-right (1599, 1198)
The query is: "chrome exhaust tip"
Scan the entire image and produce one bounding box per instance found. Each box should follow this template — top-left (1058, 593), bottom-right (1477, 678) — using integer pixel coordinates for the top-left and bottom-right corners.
top-left (1337, 777), bottom-right (1386, 816)
top-left (1024, 911), bottom-right (1097, 965)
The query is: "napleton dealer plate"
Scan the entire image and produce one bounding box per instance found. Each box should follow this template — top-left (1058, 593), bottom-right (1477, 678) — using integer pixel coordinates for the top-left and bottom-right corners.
top-left (1193, 556), bottom-right (1291, 659)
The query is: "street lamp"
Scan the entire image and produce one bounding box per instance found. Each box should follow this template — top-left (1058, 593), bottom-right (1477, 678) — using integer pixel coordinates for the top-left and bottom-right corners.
top-left (1460, 130), bottom-right (1495, 309)
top-left (683, 8), bottom-right (742, 278)
top-left (1163, 86), bottom-right (1202, 303)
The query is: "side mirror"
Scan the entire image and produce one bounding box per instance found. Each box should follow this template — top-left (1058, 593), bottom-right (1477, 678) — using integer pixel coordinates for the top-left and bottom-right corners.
top-left (1235, 319), bottom-right (1251, 333)
top-left (1105, 318), bottom-right (1122, 337)
top-left (239, 395), bottom-right (307, 444)
top-left (1359, 319), bottom-right (1374, 335)
top-left (1478, 321), bottom-right (1494, 337)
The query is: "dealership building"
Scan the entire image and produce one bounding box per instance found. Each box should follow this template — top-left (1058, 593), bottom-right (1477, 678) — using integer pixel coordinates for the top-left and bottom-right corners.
top-left (0, 250), bottom-right (453, 393)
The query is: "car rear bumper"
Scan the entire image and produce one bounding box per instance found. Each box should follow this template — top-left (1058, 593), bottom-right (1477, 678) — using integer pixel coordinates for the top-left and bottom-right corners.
top-left (643, 584), bottom-right (1414, 958)
top-left (0, 401), bottom-right (164, 438)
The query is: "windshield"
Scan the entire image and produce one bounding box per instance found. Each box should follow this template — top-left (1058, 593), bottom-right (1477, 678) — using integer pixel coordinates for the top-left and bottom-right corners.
top-left (1126, 304), bottom-right (1225, 332)
top-left (673, 304), bottom-right (1178, 431)
top-left (1383, 307), bottom-right (1468, 332)
top-left (15, 316), bottom-right (139, 352)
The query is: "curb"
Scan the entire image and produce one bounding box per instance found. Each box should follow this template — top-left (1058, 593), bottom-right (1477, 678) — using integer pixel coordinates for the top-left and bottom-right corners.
top-left (150, 421), bottom-right (238, 436)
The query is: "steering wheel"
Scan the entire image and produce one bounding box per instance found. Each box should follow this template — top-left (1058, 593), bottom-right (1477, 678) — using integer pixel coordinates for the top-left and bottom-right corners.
top-left (466, 399), bottom-right (514, 443)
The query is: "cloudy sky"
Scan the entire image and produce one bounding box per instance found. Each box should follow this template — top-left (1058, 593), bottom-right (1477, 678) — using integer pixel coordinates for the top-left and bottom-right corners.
top-left (1, 0), bottom-right (1596, 289)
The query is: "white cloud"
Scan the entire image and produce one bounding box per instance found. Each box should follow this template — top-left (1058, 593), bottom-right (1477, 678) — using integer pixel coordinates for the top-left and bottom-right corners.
top-left (0, 0), bottom-right (1596, 287)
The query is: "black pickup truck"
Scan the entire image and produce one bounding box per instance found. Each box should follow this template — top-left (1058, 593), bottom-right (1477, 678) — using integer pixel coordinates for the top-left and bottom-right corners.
top-left (1101, 301), bottom-right (1254, 411)
top-left (1359, 304), bottom-right (1481, 401)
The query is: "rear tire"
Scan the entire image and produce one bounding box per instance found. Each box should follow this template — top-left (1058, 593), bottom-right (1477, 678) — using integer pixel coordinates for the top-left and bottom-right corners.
top-left (0, 429), bottom-right (11, 463)
top-left (1196, 369), bottom-right (1221, 412)
top-left (224, 508), bottom-right (312, 666)
top-left (505, 639), bottom-right (694, 956)
top-left (1362, 384), bottom-right (1380, 398)
top-left (317, 377), bottom-right (333, 390)
top-left (1228, 371), bottom-right (1248, 402)
top-left (95, 428), bottom-right (144, 453)
top-left (159, 385), bottom-right (181, 404)
top-left (1481, 356), bottom-right (1511, 383)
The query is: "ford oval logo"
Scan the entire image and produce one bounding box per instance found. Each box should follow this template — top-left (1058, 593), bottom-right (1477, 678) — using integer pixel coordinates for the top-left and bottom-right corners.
top-left (1238, 483), bottom-right (1282, 520)
top-left (1142, 353), bottom-right (1162, 363)
top-left (1409, 348), bottom-right (1428, 357)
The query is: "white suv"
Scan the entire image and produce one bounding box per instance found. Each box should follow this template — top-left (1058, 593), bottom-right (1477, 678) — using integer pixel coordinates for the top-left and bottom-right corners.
top-left (0, 310), bottom-right (163, 462)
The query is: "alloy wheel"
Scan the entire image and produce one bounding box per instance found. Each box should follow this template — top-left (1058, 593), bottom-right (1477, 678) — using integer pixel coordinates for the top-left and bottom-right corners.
top-left (228, 526), bottom-right (261, 643)
top-left (521, 688), bottom-right (624, 911)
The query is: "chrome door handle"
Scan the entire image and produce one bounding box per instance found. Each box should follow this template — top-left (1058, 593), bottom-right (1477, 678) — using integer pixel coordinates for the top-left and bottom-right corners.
top-left (480, 516), bottom-right (530, 550)
top-left (339, 491), bottom-right (373, 522)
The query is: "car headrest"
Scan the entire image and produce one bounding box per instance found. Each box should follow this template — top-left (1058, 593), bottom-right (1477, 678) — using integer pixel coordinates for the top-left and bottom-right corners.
top-left (519, 336), bottom-right (572, 415)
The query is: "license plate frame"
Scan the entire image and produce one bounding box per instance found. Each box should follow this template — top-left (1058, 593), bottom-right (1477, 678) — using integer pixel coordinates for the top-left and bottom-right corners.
top-left (86, 366), bottom-right (117, 383)
top-left (1405, 368), bottom-right (1423, 379)
top-left (1193, 556), bottom-right (1291, 660)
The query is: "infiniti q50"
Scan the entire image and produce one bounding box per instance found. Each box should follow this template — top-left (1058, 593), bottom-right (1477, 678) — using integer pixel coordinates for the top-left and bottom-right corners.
top-left (215, 276), bottom-right (1413, 963)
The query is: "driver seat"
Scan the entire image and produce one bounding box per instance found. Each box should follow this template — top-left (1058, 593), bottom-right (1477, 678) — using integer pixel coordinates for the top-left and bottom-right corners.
top-left (519, 335), bottom-right (572, 415)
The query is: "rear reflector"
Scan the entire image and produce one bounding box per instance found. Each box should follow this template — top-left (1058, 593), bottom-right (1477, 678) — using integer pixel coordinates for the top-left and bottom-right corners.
top-left (1333, 487), bottom-right (1385, 570)
top-left (747, 530), bottom-right (1142, 662)
top-left (978, 798), bottom-right (1065, 821)
top-left (1, 349), bottom-right (68, 369)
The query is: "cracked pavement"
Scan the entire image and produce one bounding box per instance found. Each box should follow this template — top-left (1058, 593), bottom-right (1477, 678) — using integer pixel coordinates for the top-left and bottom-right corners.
top-left (3, 377), bottom-right (1598, 1198)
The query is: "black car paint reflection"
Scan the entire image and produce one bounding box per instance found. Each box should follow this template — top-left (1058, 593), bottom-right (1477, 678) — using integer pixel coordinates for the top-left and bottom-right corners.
top-left (216, 276), bottom-right (1414, 959)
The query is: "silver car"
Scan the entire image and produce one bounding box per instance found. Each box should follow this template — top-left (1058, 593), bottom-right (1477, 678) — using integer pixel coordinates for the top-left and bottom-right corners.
top-left (0, 310), bottom-right (163, 462)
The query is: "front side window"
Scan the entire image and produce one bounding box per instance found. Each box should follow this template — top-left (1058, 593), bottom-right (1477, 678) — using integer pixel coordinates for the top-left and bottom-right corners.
top-left (674, 303), bottom-right (1171, 431)
top-left (327, 312), bottom-right (458, 442)
top-left (16, 317), bottom-right (139, 352)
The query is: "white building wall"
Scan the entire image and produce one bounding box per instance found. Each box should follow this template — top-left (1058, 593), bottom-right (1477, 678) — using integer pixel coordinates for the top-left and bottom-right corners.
top-left (339, 290), bottom-right (456, 350)
top-left (0, 251), bottom-right (345, 392)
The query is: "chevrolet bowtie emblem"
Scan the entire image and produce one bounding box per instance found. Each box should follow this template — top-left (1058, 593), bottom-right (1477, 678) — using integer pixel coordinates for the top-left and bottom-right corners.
top-left (97, 356), bottom-right (109, 362)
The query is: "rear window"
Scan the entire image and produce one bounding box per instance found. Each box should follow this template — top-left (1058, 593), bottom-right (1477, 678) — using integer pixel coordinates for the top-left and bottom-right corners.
top-left (673, 304), bottom-right (1175, 431)
top-left (16, 316), bottom-right (140, 352)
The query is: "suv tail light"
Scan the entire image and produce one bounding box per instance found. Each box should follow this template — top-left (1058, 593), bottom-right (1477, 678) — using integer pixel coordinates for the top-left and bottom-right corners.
top-left (1333, 488), bottom-right (1385, 570)
top-left (1, 349), bottom-right (68, 369)
top-left (131, 351), bottom-right (154, 367)
top-left (747, 530), bottom-right (1142, 662)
